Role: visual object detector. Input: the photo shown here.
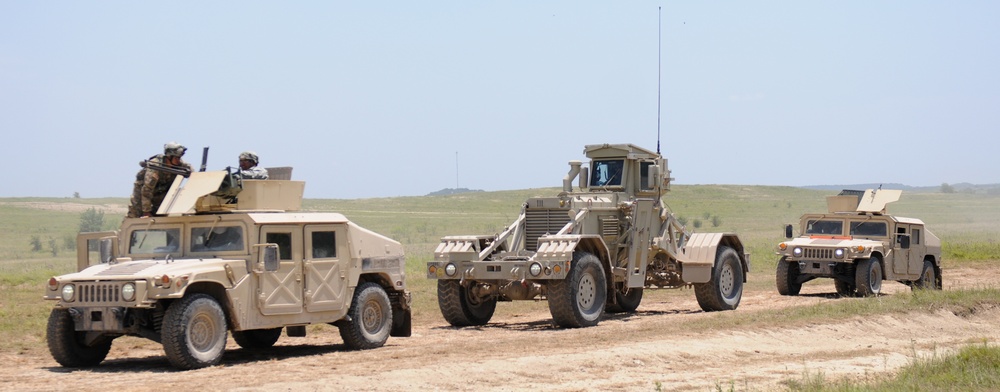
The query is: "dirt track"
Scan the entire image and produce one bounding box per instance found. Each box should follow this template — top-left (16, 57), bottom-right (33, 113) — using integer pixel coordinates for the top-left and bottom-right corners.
top-left (3, 266), bottom-right (998, 392)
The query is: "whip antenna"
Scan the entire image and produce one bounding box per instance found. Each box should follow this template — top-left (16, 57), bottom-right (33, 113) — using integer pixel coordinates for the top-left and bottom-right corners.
top-left (657, 6), bottom-right (662, 155)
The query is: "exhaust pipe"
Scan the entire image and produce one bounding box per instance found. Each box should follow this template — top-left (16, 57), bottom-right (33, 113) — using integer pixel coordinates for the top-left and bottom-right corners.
top-left (563, 160), bottom-right (582, 192)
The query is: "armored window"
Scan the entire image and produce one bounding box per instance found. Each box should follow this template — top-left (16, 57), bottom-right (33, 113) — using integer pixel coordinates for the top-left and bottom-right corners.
top-left (639, 161), bottom-right (654, 191)
top-left (191, 226), bottom-right (245, 252)
top-left (849, 221), bottom-right (887, 237)
top-left (312, 231), bottom-right (336, 259)
top-left (913, 229), bottom-right (921, 245)
top-left (266, 232), bottom-right (292, 260)
top-left (805, 220), bottom-right (843, 235)
top-left (591, 160), bottom-right (624, 187)
top-left (129, 228), bottom-right (181, 254)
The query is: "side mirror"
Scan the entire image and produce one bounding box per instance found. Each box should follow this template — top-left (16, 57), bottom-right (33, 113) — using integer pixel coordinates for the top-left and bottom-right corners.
top-left (784, 224), bottom-right (794, 239)
top-left (579, 168), bottom-right (589, 189)
top-left (647, 165), bottom-right (660, 190)
top-left (263, 245), bottom-right (280, 272)
top-left (100, 238), bottom-right (115, 263)
top-left (898, 235), bottom-right (910, 249)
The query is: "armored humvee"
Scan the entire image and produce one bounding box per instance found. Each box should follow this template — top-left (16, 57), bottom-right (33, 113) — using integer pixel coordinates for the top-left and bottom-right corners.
top-left (427, 143), bottom-right (749, 328)
top-left (45, 170), bottom-right (411, 369)
top-left (775, 189), bottom-right (942, 297)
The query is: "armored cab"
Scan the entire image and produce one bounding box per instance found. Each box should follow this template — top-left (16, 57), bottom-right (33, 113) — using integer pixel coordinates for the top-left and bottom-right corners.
top-left (427, 143), bottom-right (750, 328)
top-left (46, 171), bottom-right (410, 369)
top-left (775, 189), bottom-right (942, 297)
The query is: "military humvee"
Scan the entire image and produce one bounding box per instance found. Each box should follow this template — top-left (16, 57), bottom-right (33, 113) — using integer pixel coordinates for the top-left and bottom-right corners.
top-left (776, 189), bottom-right (942, 296)
top-left (45, 170), bottom-right (411, 369)
top-left (427, 143), bottom-right (750, 328)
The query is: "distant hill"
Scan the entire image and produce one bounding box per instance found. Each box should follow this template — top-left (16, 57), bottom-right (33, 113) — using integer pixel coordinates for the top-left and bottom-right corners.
top-left (801, 183), bottom-right (1000, 194)
top-left (426, 188), bottom-right (485, 196)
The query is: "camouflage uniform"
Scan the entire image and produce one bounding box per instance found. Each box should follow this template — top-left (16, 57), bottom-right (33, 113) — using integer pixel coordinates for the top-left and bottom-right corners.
top-left (128, 153), bottom-right (191, 218)
top-left (239, 151), bottom-right (269, 180)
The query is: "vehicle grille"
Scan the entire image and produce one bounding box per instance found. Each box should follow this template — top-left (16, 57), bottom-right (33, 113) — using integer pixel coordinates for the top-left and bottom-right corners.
top-left (803, 248), bottom-right (835, 260)
top-left (525, 208), bottom-right (571, 252)
top-left (77, 283), bottom-right (123, 304)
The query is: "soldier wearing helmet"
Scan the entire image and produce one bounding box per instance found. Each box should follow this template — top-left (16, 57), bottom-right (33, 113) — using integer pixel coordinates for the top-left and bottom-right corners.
top-left (238, 151), bottom-right (269, 180)
top-left (127, 142), bottom-right (192, 218)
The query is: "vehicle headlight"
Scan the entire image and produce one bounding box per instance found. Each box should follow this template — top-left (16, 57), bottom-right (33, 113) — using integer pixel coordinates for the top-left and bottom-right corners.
top-left (122, 283), bottom-right (136, 301)
top-left (445, 263), bottom-right (457, 277)
top-left (792, 247), bottom-right (803, 256)
top-left (529, 263), bottom-right (542, 277)
top-left (61, 284), bottom-right (76, 302)
top-left (835, 248), bottom-right (845, 258)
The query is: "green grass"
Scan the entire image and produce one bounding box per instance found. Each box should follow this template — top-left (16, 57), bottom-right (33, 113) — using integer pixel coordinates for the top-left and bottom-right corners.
top-left (784, 342), bottom-right (1000, 391)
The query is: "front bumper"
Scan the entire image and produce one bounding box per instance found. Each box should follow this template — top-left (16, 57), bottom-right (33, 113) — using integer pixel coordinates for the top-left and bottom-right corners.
top-left (427, 259), bottom-right (571, 281)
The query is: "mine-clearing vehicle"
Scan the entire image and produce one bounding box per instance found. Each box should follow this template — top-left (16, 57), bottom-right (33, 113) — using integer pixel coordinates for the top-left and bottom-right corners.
top-left (427, 143), bottom-right (750, 328)
top-left (776, 189), bottom-right (942, 297)
top-left (45, 164), bottom-right (411, 369)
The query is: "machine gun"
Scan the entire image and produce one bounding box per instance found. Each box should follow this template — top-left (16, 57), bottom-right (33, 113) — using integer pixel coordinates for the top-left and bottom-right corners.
top-left (140, 147), bottom-right (211, 178)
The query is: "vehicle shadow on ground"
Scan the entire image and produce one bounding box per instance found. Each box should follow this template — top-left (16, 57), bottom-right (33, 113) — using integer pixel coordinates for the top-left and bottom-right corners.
top-left (429, 308), bottom-right (701, 332)
top-left (797, 292), bottom-right (894, 299)
top-left (42, 344), bottom-right (357, 373)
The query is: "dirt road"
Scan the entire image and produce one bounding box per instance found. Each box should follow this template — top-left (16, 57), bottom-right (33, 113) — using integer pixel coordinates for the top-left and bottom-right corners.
top-left (3, 266), bottom-right (998, 392)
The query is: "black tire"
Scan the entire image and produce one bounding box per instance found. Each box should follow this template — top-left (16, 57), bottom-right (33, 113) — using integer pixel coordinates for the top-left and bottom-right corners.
top-left (775, 257), bottom-right (801, 296)
top-left (913, 259), bottom-right (940, 291)
top-left (437, 280), bottom-right (496, 327)
top-left (547, 252), bottom-right (607, 328)
top-left (162, 294), bottom-right (229, 370)
top-left (338, 282), bottom-right (392, 350)
top-left (46, 308), bottom-right (112, 368)
top-left (605, 283), bottom-right (643, 314)
top-left (855, 257), bottom-right (883, 297)
top-left (232, 328), bottom-right (282, 349)
top-left (695, 246), bottom-right (744, 311)
top-left (834, 279), bottom-right (856, 297)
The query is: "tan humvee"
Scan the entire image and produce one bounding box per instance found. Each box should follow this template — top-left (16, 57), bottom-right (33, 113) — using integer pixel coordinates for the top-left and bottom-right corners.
top-left (427, 144), bottom-right (750, 328)
top-left (775, 189), bottom-right (942, 296)
top-left (45, 170), bottom-right (411, 370)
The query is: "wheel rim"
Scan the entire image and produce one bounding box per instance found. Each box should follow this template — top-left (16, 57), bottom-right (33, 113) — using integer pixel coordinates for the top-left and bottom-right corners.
top-left (922, 267), bottom-right (934, 286)
top-left (361, 299), bottom-right (385, 334)
top-left (719, 262), bottom-right (735, 298)
top-left (190, 313), bottom-right (219, 352)
top-left (577, 273), bottom-right (597, 312)
top-left (869, 263), bottom-right (883, 292)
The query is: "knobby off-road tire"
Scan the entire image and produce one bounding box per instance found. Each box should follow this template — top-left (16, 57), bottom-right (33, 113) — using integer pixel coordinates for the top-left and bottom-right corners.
top-left (775, 257), bottom-right (801, 296)
top-left (855, 257), bottom-right (883, 297)
top-left (232, 328), bottom-right (282, 349)
top-left (162, 294), bottom-right (229, 370)
top-left (835, 279), bottom-right (857, 297)
top-left (46, 308), bottom-right (113, 367)
top-left (437, 280), bottom-right (497, 327)
top-left (605, 283), bottom-right (643, 314)
top-left (338, 282), bottom-right (392, 350)
top-left (695, 246), bottom-right (744, 311)
top-left (913, 259), bottom-right (941, 291)
top-left (547, 252), bottom-right (607, 328)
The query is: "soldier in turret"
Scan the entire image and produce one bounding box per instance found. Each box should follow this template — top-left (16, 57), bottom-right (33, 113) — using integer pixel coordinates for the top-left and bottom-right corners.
top-left (238, 151), bottom-right (269, 180)
top-left (127, 142), bottom-right (192, 218)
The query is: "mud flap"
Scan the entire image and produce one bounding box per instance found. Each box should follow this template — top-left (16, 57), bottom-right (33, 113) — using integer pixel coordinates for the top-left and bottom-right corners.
top-left (390, 307), bottom-right (411, 337)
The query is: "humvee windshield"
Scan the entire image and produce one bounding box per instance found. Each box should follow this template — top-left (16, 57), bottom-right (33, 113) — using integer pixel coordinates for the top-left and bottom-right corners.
top-left (805, 220), bottom-right (844, 235)
top-left (129, 228), bottom-right (181, 254)
top-left (849, 221), bottom-right (887, 237)
top-left (191, 226), bottom-right (245, 252)
top-left (591, 159), bottom-right (624, 187)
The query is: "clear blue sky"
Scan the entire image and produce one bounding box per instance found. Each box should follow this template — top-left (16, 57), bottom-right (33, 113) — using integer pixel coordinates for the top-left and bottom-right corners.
top-left (2, 2), bottom-right (997, 199)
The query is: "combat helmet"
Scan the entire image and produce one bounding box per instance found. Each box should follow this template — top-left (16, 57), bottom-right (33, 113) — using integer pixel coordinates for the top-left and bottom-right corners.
top-left (239, 151), bottom-right (259, 164)
top-left (164, 142), bottom-right (187, 157)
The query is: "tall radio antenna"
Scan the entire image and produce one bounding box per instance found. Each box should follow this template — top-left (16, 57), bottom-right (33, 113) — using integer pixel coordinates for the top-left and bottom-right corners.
top-left (657, 6), bottom-right (662, 155)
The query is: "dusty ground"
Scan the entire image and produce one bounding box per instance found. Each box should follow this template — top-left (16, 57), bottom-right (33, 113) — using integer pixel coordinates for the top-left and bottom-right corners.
top-left (3, 266), bottom-right (998, 392)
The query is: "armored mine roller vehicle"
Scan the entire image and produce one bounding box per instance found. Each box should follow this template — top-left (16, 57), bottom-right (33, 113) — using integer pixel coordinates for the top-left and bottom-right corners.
top-left (45, 167), bottom-right (411, 369)
top-left (427, 143), bottom-right (750, 328)
top-left (776, 189), bottom-right (942, 297)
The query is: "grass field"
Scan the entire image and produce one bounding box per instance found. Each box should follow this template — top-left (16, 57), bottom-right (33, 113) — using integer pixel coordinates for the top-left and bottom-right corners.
top-left (1, 185), bottom-right (999, 380)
